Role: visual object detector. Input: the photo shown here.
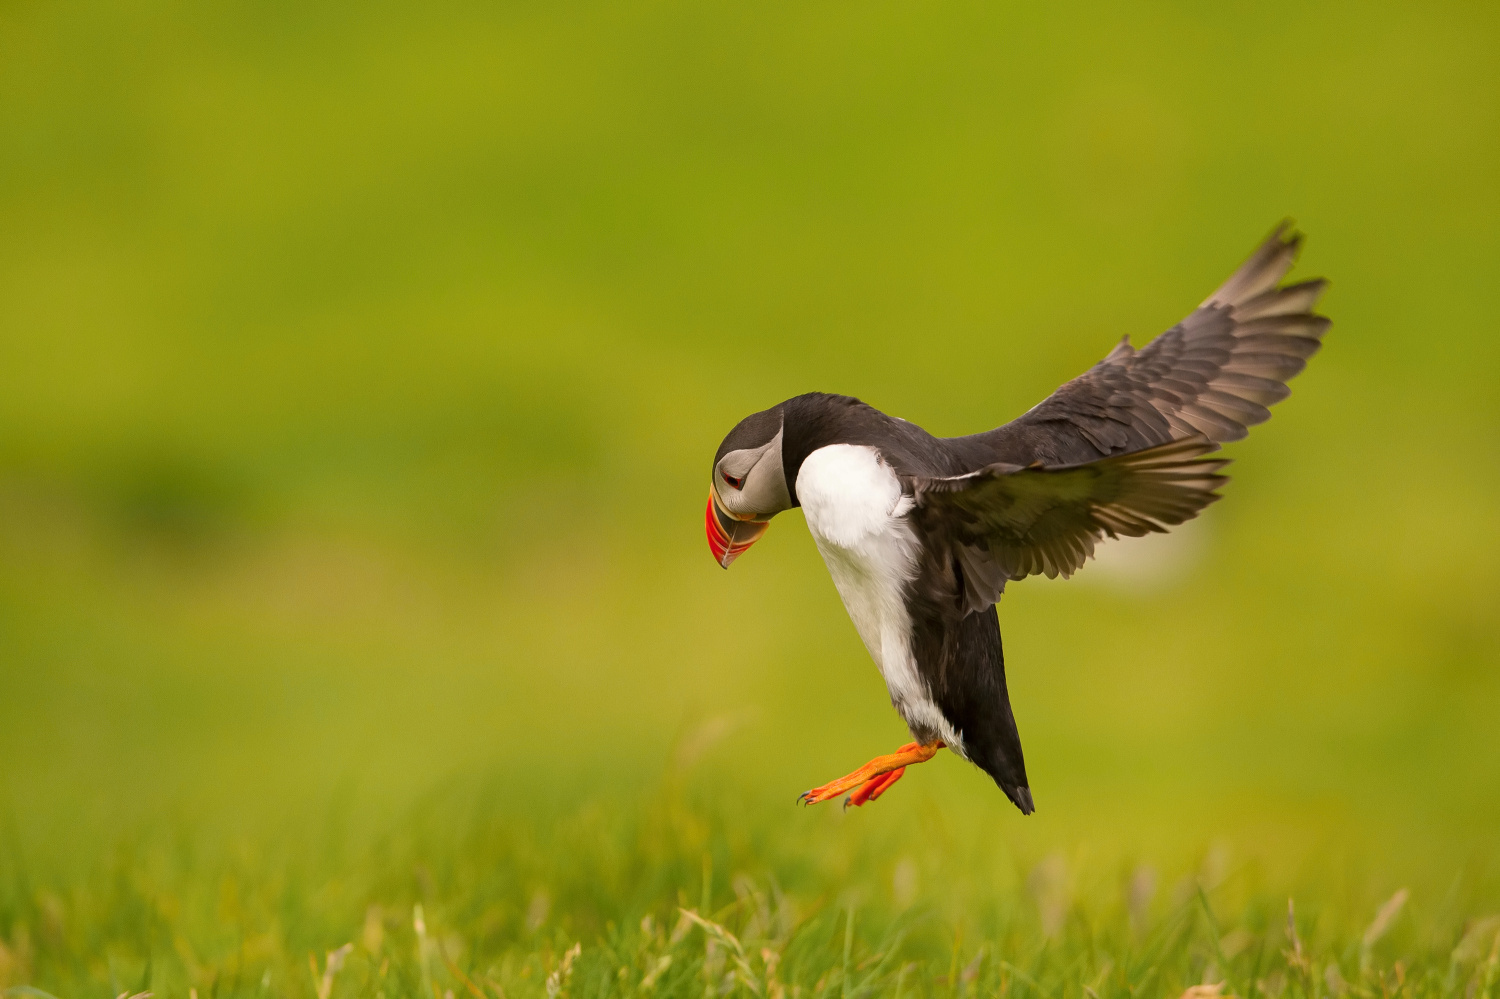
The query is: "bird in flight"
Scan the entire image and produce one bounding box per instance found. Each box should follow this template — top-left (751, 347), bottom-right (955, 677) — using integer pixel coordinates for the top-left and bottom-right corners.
top-left (704, 223), bottom-right (1330, 813)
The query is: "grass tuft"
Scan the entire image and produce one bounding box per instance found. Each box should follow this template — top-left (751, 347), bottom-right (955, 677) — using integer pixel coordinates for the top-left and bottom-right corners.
top-left (1, 781), bottom-right (1496, 999)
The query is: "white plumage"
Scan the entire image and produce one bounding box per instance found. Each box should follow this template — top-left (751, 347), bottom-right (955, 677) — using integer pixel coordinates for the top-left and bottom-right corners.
top-left (796, 444), bottom-right (964, 752)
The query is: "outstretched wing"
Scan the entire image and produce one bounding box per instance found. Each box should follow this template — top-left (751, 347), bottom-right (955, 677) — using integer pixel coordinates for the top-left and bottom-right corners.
top-left (979, 221), bottom-right (1330, 465)
top-left (907, 437), bottom-right (1229, 612)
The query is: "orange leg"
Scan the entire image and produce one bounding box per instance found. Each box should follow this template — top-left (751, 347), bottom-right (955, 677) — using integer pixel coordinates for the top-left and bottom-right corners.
top-left (798, 741), bottom-right (943, 806)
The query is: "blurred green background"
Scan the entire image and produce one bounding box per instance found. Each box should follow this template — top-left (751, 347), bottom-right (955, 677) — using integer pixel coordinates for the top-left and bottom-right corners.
top-left (1, 0), bottom-right (1496, 885)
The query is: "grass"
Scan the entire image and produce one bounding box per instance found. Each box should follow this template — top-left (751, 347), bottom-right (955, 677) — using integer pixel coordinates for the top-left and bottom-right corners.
top-left (5, 766), bottom-right (1500, 999)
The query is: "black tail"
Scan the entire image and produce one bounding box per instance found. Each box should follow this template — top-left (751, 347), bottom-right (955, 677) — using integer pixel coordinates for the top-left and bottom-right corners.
top-left (922, 607), bottom-right (1033, 815)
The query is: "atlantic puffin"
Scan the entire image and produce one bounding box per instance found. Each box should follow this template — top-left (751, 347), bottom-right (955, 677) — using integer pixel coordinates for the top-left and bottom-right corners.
top-left (706, 223), bottom-right (1329, 813)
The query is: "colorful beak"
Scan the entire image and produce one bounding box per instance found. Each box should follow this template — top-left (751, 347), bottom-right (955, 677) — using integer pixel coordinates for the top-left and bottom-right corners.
top-left (705, 489), bottom-right (769, 568)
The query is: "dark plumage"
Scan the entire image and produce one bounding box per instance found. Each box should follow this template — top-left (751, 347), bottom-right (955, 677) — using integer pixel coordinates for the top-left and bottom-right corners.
top-left (706, 223), bottom-right (1330, 813)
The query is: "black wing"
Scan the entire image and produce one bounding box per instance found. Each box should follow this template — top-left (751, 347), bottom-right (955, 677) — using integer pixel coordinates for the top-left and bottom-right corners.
top-left (972, 221), bottom-right (1330, 466)
top-left (906, 437), bottom-right (1229, 613)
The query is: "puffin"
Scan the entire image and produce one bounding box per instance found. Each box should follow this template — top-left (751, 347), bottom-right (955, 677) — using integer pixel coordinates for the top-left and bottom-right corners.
top-left (704, 223), bottom-right (1330, 814)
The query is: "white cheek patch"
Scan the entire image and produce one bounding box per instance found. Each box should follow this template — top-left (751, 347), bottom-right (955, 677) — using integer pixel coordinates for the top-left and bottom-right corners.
top-left (796, 445), bottom-right (963, 753)
top-left (717, 428), bottom-right (789, 518)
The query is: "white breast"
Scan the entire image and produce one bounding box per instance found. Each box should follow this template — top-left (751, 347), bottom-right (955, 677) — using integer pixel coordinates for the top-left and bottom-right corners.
top-left (796, 444), bottom-right (961, 750)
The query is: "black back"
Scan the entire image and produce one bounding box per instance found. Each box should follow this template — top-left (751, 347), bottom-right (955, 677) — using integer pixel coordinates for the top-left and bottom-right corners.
top-left (777, 393), bottom-right (963, 499)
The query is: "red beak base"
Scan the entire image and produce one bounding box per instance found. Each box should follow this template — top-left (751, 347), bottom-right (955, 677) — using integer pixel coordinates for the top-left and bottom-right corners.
top-left (706, 491), bottom-right (769, 568)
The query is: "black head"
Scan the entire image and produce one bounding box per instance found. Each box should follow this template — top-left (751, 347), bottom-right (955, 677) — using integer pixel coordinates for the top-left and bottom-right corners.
top-left (705, 393), bottom-right (883, 567)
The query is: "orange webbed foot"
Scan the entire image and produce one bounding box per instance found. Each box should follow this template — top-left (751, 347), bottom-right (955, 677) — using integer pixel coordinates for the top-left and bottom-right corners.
top-left (797, 741), bottom-right (942, 806)
top-left (845, 766), bottom-right (905, 808)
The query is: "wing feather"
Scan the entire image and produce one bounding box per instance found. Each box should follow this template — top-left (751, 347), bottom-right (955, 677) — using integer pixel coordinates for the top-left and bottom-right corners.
top-left (976, 222), bottom-right (1329, 466)
top-left (907, 436), bottom-right (1229, 607)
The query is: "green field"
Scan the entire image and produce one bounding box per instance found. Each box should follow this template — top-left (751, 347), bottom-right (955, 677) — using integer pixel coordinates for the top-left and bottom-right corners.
top-left (2, 3), bottom-right (1498, 997)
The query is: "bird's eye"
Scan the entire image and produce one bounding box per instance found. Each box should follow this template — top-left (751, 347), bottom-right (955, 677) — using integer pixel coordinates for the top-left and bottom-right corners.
top-left (722, 472), bottom-right (745, 490)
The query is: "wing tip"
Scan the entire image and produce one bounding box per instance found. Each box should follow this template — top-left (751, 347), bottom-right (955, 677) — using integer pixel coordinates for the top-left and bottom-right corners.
top-left (1203, 220), bottom-right (1312, 308)
top-left (1266, 217), bottom-right (1303, 255)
